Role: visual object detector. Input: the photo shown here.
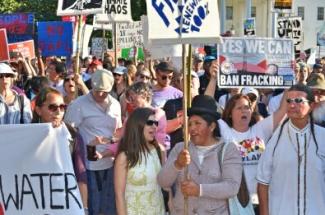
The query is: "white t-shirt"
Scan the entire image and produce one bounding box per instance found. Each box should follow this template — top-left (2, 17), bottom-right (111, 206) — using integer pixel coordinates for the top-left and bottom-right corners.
top-left (64, 93), bottom-right (122, 171)
top-left (257, 121), bottom-right (325, 215)
top-left (218, 115), bottom-right (273, 204)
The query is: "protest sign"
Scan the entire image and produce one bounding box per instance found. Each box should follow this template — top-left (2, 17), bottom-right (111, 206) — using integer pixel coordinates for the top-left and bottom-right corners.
top-left (38, 21), bottom-right (73, 57)
top-left (0, 13), bottom-right (34, 43)
top-left (0, 124), bottom-right (83, 215)
top-left (116, 21), bottom-right (143, 49)
top-left (81, 25), bottom-right (93, 58)
top-left (277, 16), bottom-right (302, 50)
top-left (145, 0), bottom-right (221, 45)
top-left (317, 23), bottom-right (325, 46)
top-left (57, 0), bottom-right (104, 16)
top-left (93, 14), bottom-right (113, 30)
top-left (0, 29), bottom-right (9, 62)
top-left (8, 40), bottom-right (35, 59)
top-left (244, 18), bottom-right (256, 36)
top-left (91, 38), bottom-right (108, 59)
top-left (96, 0), bottom-right (133, 23)
top-left (218, 37), bottom-right (295, 88)
top-left (274, 0), bottom-right (292, 10)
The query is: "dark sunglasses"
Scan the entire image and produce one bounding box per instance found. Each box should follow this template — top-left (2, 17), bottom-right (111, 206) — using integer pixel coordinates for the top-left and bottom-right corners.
top-left (286, 98), bottom-right (309, 104)
top-left (146, 120), bottom-right (159, 126)
top-left (160, 75), bottom-right (173, 80)
top-left (139, 74), bottom-right (150, 80)
top-left (47, 104), bottom-right (67, 112)
top-left (0, 74), bottom-right (14, 79)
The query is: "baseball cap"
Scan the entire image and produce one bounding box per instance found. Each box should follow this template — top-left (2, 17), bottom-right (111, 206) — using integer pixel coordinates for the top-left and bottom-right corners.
top-left (241, 87), bottom-right (259, 100)
top-left (113, 66), bottom-right (127, 75)
top-left (0, 63), bottom-right (16, 76)
top-left (91, 69), bottom-right (114, 92)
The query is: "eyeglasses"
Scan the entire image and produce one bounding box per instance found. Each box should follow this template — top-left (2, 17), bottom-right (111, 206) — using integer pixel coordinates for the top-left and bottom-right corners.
top-left (146, 120), bottom-right (159, 126)
top-left (47, 104), bottom-right (67, 112)
top-left (286, 98), bottom-right (309, 104)
top-left (139, 74), bottom-right (150, 80)
top-left (160, 75), bottom-right (173, 80)
top-left (0, 74), bottom-right (14, 79)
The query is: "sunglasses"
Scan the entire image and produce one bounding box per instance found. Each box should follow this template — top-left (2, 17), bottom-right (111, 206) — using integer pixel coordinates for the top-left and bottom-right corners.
top-left (47, 104), bottom-right (67, 112)
top-left (139, 74), bottom-right (150, 80)
top-left (160, 75), bottom-right (173, 80)
top-left (146, 120), bottom-right (159, 126)
top-left (0, 74), bottom-right (14, 79)
top-left (286, 98), bottom-right (309, 104)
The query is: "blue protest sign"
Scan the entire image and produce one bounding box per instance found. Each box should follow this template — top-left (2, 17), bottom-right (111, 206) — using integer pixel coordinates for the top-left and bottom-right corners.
top-left (0, 13), bottom-right (34, 43)
top-left (37, 21), bottom-right (73, 56)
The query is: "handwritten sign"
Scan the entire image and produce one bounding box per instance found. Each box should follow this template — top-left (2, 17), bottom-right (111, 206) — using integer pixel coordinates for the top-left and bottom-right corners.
top-left (116, 21), bottom-right (143, 48)
top-left (0, 13), bottom-right (34, 43)
top-left (91, 38), bottom-right (108, 59)
top-left (145, 0), bottom-right (221, 44)
top-left (277, 16), bottom-right (302, 50)
top-left (0, 29), bottom-right (9, 62)
top-left (0, 124), bottom-right (83, 215)
top-left (37, 21), bottom-right (73, 57)
top-left (8, 40), bottom-right (35, 59)
top-left (218, 37), bottom-right (295, 88)
top-left (57, 0), bottom-right (104, 16)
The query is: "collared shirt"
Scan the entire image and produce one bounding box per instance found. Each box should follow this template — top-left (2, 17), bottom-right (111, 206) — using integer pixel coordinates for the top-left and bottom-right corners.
top-left (64, 93), bottom-right (122, 170)
top-left (257, 120), bottom-right (325, 215)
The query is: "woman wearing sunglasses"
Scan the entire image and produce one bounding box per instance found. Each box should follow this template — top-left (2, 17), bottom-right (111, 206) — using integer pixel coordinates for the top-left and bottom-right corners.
top-left (63, 73), bottom-right (89, 105)
top-left (32, 87), bottom-right (88, 212)
top-left (115, 107), bottom-right (165, 215)
top-left (0, 63), bottom-right (32, 124)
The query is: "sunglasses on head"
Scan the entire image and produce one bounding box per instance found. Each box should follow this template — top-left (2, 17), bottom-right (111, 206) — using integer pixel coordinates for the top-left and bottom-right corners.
top-left (286, 98), bottom-right (309, 104)
top-left (0, 74), bottom-right (14, 79)
top-left (146, 120), bottom-right (159, 126)
top-left (47, 104), bottom-right (67, 112)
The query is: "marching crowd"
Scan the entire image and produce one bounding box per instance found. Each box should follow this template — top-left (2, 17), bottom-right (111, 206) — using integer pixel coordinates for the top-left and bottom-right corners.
top-left (1, 52), bottom-right (325, 215)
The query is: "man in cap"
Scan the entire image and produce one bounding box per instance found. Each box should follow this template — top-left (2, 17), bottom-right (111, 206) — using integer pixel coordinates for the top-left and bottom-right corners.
top-left (0, 63), bottom-right (32, 124)
top-left (307, 73), bottom-right (325, 127)
top-left (152, 61), bottom-right (183, 108)
top-left (193, 54), bottom-right (204, 77)
top-left (65, 69), bottom-right (121, 215)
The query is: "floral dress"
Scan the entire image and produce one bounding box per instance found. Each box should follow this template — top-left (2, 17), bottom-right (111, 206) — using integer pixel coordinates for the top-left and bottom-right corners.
top-left (125, 149), bottom-right (165, 215)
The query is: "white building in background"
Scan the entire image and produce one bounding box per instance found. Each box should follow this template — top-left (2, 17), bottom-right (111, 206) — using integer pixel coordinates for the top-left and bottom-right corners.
top-left (219, 0), bottom-right (325, 52)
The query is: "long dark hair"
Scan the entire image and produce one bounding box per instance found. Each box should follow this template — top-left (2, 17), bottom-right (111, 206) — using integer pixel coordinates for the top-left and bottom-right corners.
top-left (32, 87), bottom-right (62, 123)
top-left (272, 84), bottom-right (319, 156)
top-left (117, 107), bottom-right (160, 168)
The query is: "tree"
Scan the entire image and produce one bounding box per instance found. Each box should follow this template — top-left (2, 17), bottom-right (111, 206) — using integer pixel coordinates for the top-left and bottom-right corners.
top-left (131, 0), bottom-right (147, 21)
top-left (0, 0), bottom-right (25, 13)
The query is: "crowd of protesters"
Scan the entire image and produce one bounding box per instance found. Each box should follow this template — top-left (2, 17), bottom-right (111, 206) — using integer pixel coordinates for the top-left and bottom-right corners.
top-left (1, 50), bottom-right (325, 215)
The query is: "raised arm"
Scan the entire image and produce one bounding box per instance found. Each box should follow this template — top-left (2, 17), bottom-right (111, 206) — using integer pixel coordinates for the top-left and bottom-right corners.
top-left (204, 60), bottom-right (219, 98)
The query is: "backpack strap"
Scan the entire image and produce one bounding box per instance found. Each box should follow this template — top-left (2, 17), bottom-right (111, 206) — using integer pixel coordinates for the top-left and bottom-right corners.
top-left (17, 95), bottom-right (24, 124)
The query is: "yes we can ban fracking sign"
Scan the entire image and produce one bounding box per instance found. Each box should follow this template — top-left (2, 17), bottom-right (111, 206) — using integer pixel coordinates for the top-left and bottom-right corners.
top-left (218, 37), bottom-right (295, 88)
top-left (146, 0), bottom-right (221, 44)
top-left (0, 124), bottom-right (83, 215)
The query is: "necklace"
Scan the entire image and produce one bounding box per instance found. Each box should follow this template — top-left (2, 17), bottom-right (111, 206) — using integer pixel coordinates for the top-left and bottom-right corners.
top-left (287, 124), bottom-right (308, 215)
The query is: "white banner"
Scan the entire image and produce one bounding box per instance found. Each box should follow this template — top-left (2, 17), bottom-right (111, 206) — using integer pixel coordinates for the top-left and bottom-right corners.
top-left (0, 124), bottom-right (83, 214)
top-left (116, 21), bottom-right (143, 49)
top-left (145, 0), bottom-right (221, 45)
top-left (96, 0), bottom-right (133, 23)
top-left (277, 16), bottom-right (302, 50)
top-left (57, 0), bottom-right (104, 16)
top-left (81, 24), bottom-right (94, 58)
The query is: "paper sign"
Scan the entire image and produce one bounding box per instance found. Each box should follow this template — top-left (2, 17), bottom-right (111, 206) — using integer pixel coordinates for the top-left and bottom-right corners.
top-left (0, 124), bottom-right (83, 215)
top-left (277, 16), bottom-right (302, 50)
top-left (244, 18), bottom-right (256, 36)
top-left (57, 0), bottom-right (104, 16)
top-left (218, 37), bottom-right (295, 88)
top-left (97, 0), bottom-right (133, 23)
top-left (91, 37), bottom-right (108, 59)
top-left (38, 21), bottom-right (73, 57)
top-left (0, 29), bottom-right (9, 62)
top-left (8, 40), bottom-right (35, 59)
top-left (116, 21), bottom-right (143, 48)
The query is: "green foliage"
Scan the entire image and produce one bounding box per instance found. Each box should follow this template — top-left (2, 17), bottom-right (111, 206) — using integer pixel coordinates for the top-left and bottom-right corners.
top-left (0, 0), bottom-right (25, 13)
top-left (131, 0), bottom-right (147, 21)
